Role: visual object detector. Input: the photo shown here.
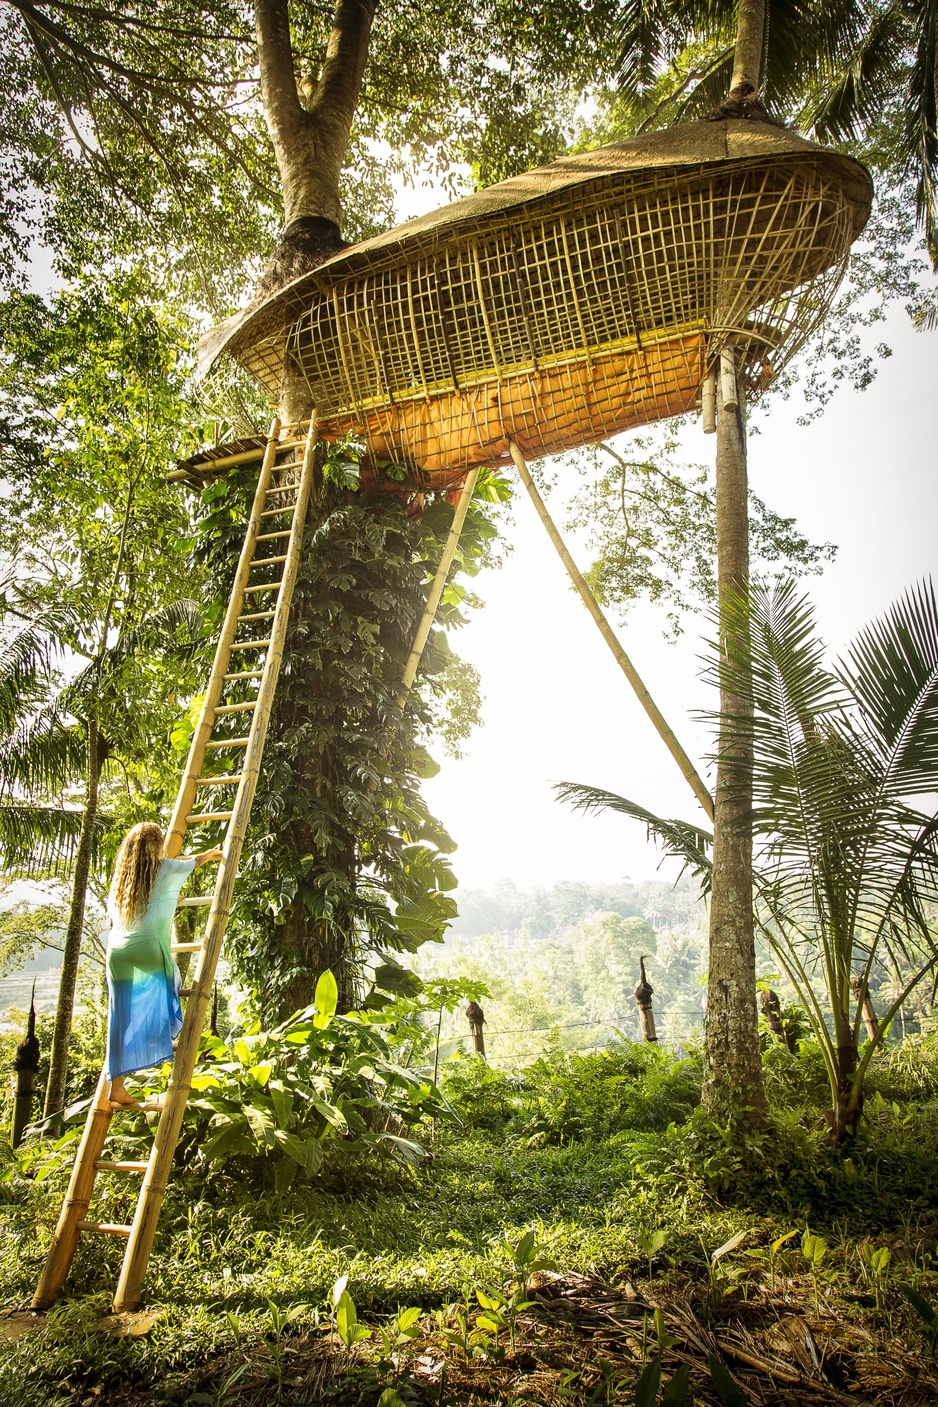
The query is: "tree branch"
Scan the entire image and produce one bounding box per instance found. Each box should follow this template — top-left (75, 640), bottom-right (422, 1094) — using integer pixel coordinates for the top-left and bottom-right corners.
top-left (255, 0), bottom-right (375, 228)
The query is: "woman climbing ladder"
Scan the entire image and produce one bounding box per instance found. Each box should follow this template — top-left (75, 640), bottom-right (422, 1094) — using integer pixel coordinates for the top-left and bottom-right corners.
top-left (105, 822), bottom-right (222, 1108)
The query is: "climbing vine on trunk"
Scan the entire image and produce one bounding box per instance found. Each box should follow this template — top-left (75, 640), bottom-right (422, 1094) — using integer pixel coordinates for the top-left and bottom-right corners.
top-left (194, 446), bottom-right (504, 1020)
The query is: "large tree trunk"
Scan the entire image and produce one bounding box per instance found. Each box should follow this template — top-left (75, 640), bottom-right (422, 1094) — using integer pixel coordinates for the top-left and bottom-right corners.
top-left (252, 0), bottom-right (374, 322)
top-left (702, 360), bottom-right (766, 1120)
top-left (43, 719), bottom-right (104, 1123)
top-left (243, 0), bottom-right (395, 1022)
top-left (729, 0), bottom-right (766, 97)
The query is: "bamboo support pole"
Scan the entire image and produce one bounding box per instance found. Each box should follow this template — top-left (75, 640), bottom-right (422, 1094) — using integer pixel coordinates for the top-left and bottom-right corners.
top-left (720, 351), bottom-right (738, 413)
top-left (506, 440), bottom-right (714, 821)
top-left (111, 422), bottom-right (318, 1314)
top-left (702, 372), bottom-right (716, 434)
top-left (396, 468), bottom-right (480, 706)
top-left (163, 419), bottom-right (281, 860)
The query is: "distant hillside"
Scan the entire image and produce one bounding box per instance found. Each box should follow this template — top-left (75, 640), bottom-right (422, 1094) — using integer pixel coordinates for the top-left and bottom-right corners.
top-left (448, 876), bottom-right (702, 941)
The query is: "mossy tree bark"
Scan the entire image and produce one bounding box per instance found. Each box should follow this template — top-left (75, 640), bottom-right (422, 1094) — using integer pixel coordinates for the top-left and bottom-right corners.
top-left (702, 0), bottom-right (769, 1120)
top-left (702, 369), bottom-right (766, 1120)
top-left (729, 0), bottom-right (766, 98)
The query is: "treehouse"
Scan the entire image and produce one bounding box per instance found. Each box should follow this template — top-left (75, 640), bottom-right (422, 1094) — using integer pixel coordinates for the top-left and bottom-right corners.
top-left (37, 120), bottom-right (874, 1319)
top-left (193, 117), bottom-right (872, 492)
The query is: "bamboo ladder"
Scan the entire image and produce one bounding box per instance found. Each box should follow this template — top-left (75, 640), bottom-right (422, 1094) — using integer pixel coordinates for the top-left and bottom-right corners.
top-left (33, 416), bottom-right (318, 1314)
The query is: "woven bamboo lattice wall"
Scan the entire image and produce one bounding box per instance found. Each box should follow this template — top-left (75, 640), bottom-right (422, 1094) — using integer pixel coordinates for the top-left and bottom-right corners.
top-left (197, 121), bottom-right (872, 490)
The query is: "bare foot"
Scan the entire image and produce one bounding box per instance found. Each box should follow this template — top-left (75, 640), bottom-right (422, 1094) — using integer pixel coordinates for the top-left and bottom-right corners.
top-left (107, 1079), bottom-right (140, 1109)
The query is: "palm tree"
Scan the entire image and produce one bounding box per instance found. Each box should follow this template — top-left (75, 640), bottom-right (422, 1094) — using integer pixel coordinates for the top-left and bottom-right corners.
top-left (613, 0), bottom-right (937, 1119)
top-left (618, 2), bottom-right (937, 259)
top-left (0, 599), bottom-right (205, 1120)
top-left (557, 578), bottom-right (938, 1141)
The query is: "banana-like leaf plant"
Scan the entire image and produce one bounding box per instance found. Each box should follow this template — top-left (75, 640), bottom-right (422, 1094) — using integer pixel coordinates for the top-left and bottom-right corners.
top-left (557, 578), bottom-right (938, 1140)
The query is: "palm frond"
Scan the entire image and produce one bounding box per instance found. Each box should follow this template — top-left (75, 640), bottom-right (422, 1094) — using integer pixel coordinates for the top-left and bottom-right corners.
top-left (554, 781), bottom-right (713, 890)
top-left (839, 578), bottom-right (938, 800)
top-left (615, 0), bottom-right (692, 96)
top-left (0, 802), bottom-right (91, 876)
top-left (0, 613), bottom-right (68, 734)
top-left (0, 713), bottom-right (86, 797)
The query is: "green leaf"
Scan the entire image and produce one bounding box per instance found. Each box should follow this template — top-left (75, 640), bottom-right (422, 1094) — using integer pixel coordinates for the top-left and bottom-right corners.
top-left (313, 970), bottom-right (338, 1029)
top-left (275, 1130), bottom-right (310, 1166)
top-left (712, 1231), bottom-right (747, 1261)
top-left (634, 1355), bottom-right (661, 1407)
top-left (901, 1283), bottom-right (937, 1325)
top-left (514, 1230), bottom-right (536, 1267)
top-left (662, 1365), bottom-right (691, 1405)
top-left (312, 1100), bottom-right (348, 1132)
top-left (708, 1353), bottom-right (749, 1407)
top-left (244, 1104), bottom-right (277, 1149)
top-left (202, 1122), bottom-right (253, 1163)
top-left (274, 1157), bottom-right (297, 1194)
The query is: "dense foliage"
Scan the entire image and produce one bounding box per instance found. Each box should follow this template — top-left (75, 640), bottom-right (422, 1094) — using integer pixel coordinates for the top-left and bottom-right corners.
top-left (186, 443), bottom-right (507, 1018)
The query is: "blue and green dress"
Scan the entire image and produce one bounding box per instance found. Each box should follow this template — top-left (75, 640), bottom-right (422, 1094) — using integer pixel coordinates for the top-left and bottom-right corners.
top-left (105, 857), bottom-right (195, 1080)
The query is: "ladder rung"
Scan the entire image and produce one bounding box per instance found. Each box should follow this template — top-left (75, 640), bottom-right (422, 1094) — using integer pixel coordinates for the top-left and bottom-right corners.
top-left (214, 701), bottom-right (256, 714)
top-left (196, 774), bottom-right (243, 785)
top-left (78, 1221), bottom-right (132, 1236)
top-left (251, 554), bottom-right (288, 568)
top-left (205, 737), bottom-right (250, 748)
top-left (224, 669), bottom-right (263, 680)
top-left (256, 529), bottom-right (292, 542)
top-left (171, 941), bottom-right (204, 953)
top-left (275, 436), bottom-right (305, 449)
top-left (237, 612), bottom-right (276, 623)
top-left (187, 811), bottom-right (234, 823)
top-left (94, 1160), bottom-right (148, 1173)
top-left (108, 1099), bottom-right (163, 1113)
top-left (230, 636), bottom-right (273, 648)
top-left (177, 895), bottom-right (214, 906)
top-left (179, 987), bottom-right (194, 998)
top-left (243, 581), bottom-right (283, 595)
top-left (259, 506), bottom-right (295, 519)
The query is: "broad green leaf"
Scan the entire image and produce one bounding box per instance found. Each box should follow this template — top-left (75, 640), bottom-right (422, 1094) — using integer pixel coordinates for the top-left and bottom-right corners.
top-left (708, 1354), bottom-right (749, 1407)
top-left (274, 1157), bottom-right (297, 1194)
top-left (635, 1356), bottom-right (661, 1407)
top-left (244, 1104), bottom-right (277, 1149)
top-left (312, 1100), bottom-right (348, 1131)
top-left (514, 1230), bottom-right (536, 1266)
top-left (313, 970), bottom-right (338, 1029)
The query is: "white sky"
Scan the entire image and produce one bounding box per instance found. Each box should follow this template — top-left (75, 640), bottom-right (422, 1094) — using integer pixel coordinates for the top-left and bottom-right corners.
top-left (395, 165), bottom-right (938, 890)
top-left (403, 243), bottom-right (938, 890)
top-left (20, 178), bottom-right (937, 899)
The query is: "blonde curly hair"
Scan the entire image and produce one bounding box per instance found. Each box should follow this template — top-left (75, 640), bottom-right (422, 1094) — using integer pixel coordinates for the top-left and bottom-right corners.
top-left (108, 823), bottom-right (164, 924)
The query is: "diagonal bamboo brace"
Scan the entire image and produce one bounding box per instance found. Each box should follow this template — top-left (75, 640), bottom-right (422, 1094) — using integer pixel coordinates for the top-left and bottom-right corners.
top-left (396, 467), bottom-right (480, 707)
top-left (506, 440), bottom-right (713, 821)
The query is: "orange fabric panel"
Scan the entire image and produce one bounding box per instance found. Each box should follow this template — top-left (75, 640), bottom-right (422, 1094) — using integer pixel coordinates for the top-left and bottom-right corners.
top-left (319, 332), bottom-right (705, 491)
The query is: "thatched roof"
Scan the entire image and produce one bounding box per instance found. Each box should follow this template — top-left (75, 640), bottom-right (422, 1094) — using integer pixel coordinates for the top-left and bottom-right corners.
top-left (196, 119), bottom-right (871, 389)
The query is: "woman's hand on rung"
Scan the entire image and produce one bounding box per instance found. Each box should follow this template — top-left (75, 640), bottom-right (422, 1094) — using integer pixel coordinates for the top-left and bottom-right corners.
top-left (193, 849), bottom-right (225, 867)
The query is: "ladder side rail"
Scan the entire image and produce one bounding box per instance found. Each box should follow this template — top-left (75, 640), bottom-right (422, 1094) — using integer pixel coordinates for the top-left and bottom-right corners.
top-left (32, 418), bottom-right (284, 1312)
top-left (163, 416), bottom-right (282, 859)
top-left (112, 419), bottom-right (318, 1313)
top-left (31, 1070), bottom-right (113, 1309)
